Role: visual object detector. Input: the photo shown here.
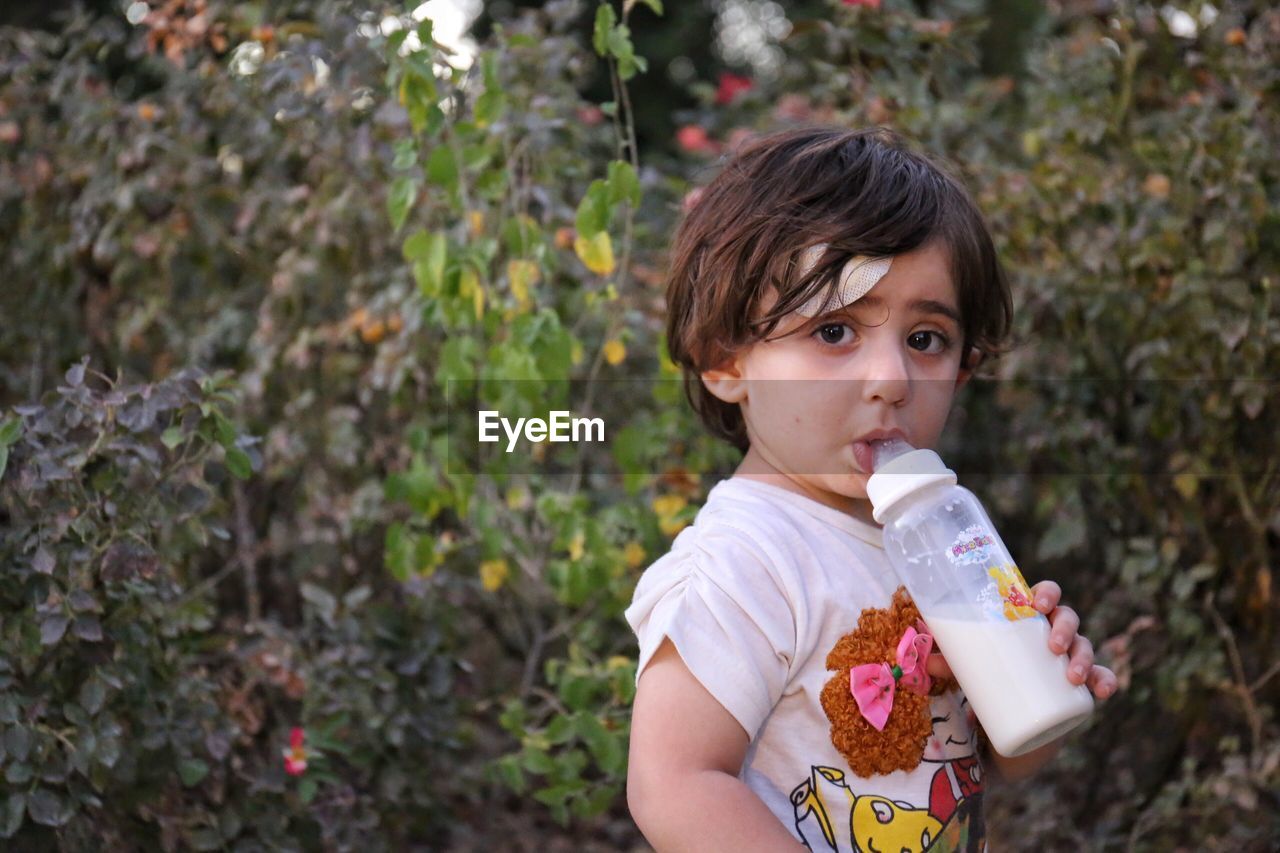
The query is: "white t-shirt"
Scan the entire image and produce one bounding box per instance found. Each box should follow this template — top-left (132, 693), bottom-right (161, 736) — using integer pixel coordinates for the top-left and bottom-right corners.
top-left (625, 477), bottom-right (986, 852)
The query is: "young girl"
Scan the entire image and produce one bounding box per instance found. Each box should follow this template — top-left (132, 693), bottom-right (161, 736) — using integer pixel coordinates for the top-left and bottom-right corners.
top-left (624, 126), bottom-right (1117, 852)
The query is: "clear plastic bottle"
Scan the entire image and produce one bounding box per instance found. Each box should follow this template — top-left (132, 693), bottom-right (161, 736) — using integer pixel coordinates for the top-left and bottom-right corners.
top-left (866, 439), bottom-right (1094, 757)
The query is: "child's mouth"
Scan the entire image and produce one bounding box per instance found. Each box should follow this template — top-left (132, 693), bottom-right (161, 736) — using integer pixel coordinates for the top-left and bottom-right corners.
top-left (851, 440), bottom-right (874, 473)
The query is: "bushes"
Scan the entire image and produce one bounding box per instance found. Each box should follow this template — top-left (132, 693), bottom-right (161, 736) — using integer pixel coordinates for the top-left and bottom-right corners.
top-left (0, 364), bottom-right (252, 844)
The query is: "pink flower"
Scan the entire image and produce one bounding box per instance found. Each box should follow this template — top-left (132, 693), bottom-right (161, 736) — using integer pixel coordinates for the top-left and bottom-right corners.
top-left (576, 105), bottom-right (604, 126)
top-left (676, 125), bottom-right (721, 155)
top-left (681, 186), bottom-right (706, 214)
top-left (715, 72), bottom-right (753, 106)
top-left (283, 726), bottom-right (307, 776)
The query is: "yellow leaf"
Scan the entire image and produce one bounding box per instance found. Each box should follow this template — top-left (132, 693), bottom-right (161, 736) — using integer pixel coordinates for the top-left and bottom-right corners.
top-left (479, 559), bottom-right (509, 592)
top-left (603, 338), bottom-right (626, 366)
top-left (651, 493), bottom-right (687, 519)
top-left (659, 516), bottom-right (689, 537)
top-left (568, 530), bottom-right (586, 562)
top-left (507, 259), bottom-right (539, 309)
top-left (623, 540), bottom-right (646, 569)
top-left (574, 231), bottom-right (615, 276)
top-left (468, 210), bottom-right (485, 238)
top-left (1173, 471), bottom-right (1199, 500)
top-left (570, 339), bottom-right (584, 366)
top-left (505, 485), bottom-right (530, 509)
top-left (459, 267), bottom-right (484, 321)
top-left (347, 306), bottom-right (369, 334)
top-left (606, 655), bottom-right (633, 672)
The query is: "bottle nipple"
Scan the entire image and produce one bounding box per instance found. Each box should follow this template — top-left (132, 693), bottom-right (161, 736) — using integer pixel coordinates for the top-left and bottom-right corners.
top-left (870, 437), bottom-right (916, 472)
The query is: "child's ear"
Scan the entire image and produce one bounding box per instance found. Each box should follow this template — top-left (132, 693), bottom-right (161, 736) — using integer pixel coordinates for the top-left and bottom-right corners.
top-left (955, 346), bottom-right (983, 391)
top-left (700, 356), bottom-right (748, 404)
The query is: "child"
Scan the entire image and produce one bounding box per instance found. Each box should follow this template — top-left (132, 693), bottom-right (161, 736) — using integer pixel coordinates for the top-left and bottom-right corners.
top-left (624, 126), bottom-right (1117, 852)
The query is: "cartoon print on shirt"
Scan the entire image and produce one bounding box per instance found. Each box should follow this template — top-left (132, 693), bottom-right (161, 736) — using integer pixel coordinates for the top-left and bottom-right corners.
top-left (790, 765), bottom-right (856, 852)
top-left (850, 795), bottom-right (943, 853)
top-left (920, 693), bottom-right (986, 849)
top-left (790, 766), bottom-right (943, 853)
top-left (790, 696), bottom-right (985, 852)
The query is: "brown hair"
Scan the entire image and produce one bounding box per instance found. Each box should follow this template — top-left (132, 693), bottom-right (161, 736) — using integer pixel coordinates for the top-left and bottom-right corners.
top-left (664, 126), bottom-right (1013, 453)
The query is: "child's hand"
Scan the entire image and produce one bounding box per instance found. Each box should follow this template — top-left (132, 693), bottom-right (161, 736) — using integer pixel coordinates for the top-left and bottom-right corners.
top-left (1031, 580), bottom-right (1118, 700)
top-left (923, 581), bottom-right (1119, 702)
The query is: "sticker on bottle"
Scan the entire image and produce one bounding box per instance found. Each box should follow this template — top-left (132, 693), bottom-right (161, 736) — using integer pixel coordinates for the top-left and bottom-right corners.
top-left (983, 563), bottom-right (1039, 622)
top-left (945, 524), bottom-right (996, 567)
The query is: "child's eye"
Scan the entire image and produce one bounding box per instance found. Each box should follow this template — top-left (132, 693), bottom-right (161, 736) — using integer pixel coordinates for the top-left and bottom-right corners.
top-left (813, 323), bottom-right (854, 346)
top-left (908, 330), bottom-right (951, 354)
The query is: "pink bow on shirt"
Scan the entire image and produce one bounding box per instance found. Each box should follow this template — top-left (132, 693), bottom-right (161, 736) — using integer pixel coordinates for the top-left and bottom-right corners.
top-left (849, 622), bottom-right (935, 732)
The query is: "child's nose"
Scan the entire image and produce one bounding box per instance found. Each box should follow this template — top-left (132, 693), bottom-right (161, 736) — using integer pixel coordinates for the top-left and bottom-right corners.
top-left (858, 340), bottom-right (910, 406)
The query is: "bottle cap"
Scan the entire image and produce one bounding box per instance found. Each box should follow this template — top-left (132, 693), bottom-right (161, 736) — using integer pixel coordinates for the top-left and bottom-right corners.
top-left (866, 441), bottom-right (958, 523)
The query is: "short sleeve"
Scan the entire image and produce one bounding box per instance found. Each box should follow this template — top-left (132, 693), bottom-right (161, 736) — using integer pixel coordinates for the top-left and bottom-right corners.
top-left (623, 524), bottom-right (797, 742)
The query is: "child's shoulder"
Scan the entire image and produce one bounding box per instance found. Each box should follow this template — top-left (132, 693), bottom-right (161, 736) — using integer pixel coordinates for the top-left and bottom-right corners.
top-left (647, 478), bottom-right (819, 576)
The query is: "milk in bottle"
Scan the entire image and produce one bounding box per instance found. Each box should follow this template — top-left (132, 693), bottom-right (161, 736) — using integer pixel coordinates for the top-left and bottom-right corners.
top-left (865, 439), bottom-right (1094, 757)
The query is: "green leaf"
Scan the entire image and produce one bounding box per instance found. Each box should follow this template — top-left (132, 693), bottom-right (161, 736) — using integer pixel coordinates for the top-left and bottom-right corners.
top-left (402, 74), bottom-right (438, 136)
top-left (0, 416), bottom-right (21, 446)
top-left (481, 51), bottom-right (499, 89)
top-left (26, 788), bottom-right (68, 827)
top-left (475, 90), bottom-right (506, 128)
top-left (438, 335), bottom-right (480, 387)
top-left (0, 445), bottom-right (8, 483)
top-left (520, 745), bottom-right (556, 775)
top-left (592, 4), bottom-right (617, 56)
top-left (74, 614), bottom-right (103, 642)
top-left (388, 175), bottom-right (419, 233)
top-left (160, 426), bottom-right (184, 449)
top-left (545, 714), bottom-right (576, 745)
top-left (300, 582), bottom-right (338, 623)
top-left (4, 763), bottom-right (31, 785)
top-left (178, 757), bottom-right (210, 787)
top-left (5, 726), bottom-right (30, 762)
top-left (574, 179), bottom-right (612, 238)
top-left (411, 232), bottom-right (448, 298)
top-left (299, 776), bottom-right (319, 803)
top-left (495, 755), bottom-right (526, 794)
top-left (636, 0), bottom-right (663, 14)
top-left (385, 523), bottom-right (412, 582)
top-left (577, 713), bottom-right (626, 776)
top-left (1, 793), bottom-right (25, 838)
top-left (392, 138), bottom-right (418, 171)
top-left (212, 411), bottom-right (236, 447)
top-left (80, 676), bottom-right (107, 715)
top-left (425, 145), bottom-right (459, 193)
top-left (606, 160), bottom-right (641, 207)
top-left (225, 447), bottom-right (252, 480)
top-left (40, 614), bottom-right (69, 645)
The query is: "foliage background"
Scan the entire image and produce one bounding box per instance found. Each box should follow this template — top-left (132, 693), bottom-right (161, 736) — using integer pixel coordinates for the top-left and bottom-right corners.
top-left (0, 0), bottom-right (1276, 849)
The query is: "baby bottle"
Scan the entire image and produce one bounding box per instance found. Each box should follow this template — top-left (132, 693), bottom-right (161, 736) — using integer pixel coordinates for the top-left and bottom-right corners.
top-left (866, 438), bottom-right (1094, 757)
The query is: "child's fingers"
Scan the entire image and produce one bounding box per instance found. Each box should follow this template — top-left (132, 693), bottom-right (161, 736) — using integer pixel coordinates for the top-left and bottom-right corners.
top-left (925, 650), bottom-right (954, 680)
top-left (1031, 580), bottom-right (1061, 613)
top-left (1048, 605), bottom-right (1080, 654)
top-left (1087, 664), bottom-right (1118, 700)
top-left (1066, 634), bottom-right (1095, 685)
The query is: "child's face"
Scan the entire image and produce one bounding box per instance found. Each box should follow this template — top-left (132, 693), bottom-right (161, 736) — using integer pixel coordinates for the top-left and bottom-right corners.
top-left (701, 239), bottom-right (972, 523)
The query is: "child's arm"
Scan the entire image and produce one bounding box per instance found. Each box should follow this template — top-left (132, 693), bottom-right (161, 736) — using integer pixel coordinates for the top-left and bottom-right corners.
top-left (628, 637), bottom-right (807, 852)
